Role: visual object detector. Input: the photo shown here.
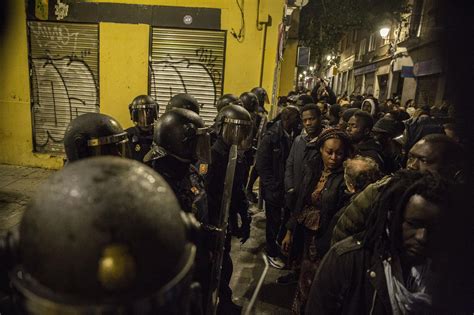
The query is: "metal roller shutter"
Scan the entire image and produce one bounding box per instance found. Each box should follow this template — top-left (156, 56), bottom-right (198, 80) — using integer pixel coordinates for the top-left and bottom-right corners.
top-left (28, 21), bottom-right (99, 154)
top-left (149, 28), bottom-right (226, 126)
top-left (415, 74), bottom-right (439, 107)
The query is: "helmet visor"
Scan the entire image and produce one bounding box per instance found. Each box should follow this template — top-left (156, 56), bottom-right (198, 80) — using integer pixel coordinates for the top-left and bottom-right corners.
top-left (222, 118), bottom-right (253, 150)
top-left (195, 128), bottom-right (212, 164)
top-left (87, 133), bottom-right (131, 159)
top-left (134, 107), bottom-right (158, 129)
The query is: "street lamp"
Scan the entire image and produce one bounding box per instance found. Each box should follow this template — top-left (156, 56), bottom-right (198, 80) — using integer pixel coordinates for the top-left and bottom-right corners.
top-left (303, 71), bottom-right (307, 75)
top-left (379, 27), bottom-right (390, 39)
top-left (309, 66), bottom-right (314, 71)
top-left (326, 55), bottom-right (331, 61)
top-left (299, 74), bottom-right (303, 78)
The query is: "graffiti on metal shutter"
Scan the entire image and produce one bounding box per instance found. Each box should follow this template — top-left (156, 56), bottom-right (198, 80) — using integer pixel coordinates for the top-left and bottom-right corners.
top-left (149, 28), bottom-right (226, 126)
top-left (28, 22), bottom-right (99, 153)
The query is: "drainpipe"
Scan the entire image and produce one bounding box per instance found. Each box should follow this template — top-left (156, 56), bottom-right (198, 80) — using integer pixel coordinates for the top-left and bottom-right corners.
top-left (257, 0), bottom-right (271, 87)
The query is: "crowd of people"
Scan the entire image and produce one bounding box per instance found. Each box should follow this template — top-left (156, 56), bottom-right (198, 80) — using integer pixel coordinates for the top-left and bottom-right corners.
top-left (0, 79), bottom-right (468, 315)
top-left (259, 78), bottom-right (466, 314)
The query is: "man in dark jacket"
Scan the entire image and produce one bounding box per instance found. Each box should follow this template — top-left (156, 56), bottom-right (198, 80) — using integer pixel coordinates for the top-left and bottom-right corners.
top-left (347, 110), bottom-right (386, 170)
top-left (307, 172), bottom-right (449, 314)
top-left (285, 104), bottom-right (323, 213)
top-left (256, 106), bottom-right (300, 268)
top-left (277, 104), bottom-right (322, 283)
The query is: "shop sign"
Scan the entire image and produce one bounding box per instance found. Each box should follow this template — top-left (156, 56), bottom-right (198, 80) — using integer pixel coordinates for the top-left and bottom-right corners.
top-left (354, 63), bottom-right (377, 76)
top-left (413, 59), bottom-right (442, 77)
top-left (401, 66), bottom-right (415, 78)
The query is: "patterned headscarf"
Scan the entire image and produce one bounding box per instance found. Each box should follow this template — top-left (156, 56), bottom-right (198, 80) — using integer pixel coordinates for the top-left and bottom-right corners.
top-left (315, 127), bottom-right (352, 152)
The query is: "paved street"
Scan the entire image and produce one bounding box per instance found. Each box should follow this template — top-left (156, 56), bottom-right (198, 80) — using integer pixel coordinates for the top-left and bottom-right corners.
top-left (0, 163), bottom-right (295, 313)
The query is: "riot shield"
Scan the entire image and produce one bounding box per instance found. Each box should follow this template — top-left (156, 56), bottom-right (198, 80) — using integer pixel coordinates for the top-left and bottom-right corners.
top-left (207, 144), bottom-right (238, 315)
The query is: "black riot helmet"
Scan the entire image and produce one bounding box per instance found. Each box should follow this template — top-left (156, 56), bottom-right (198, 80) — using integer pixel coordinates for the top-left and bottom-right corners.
top-left (10, 157), bottom-right (199, 314)
top-left (148, 108), bottom-right (211, 164)
top-left (215, 104), bottom-right (253, 150)
top-left (216, 94), bottom-right (242, 112)
top-left (128, 95), bottom-right (159, 130)
top-left (166, 93), bottom-right (201, 115)
top-left (64, 113), bottom-right (131, 162)
top-left (239, 92), bottom-right (259, 114)
top-left (251, 87), bottom-right (269, 109)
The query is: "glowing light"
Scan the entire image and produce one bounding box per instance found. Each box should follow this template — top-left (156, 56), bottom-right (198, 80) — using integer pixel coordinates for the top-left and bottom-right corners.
top-left (379, 27), bottom-right (390, 39)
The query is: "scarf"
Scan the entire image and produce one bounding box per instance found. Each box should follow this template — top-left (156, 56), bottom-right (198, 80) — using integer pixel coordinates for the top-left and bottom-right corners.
top-left (383, 258), bottom-right (433, 314)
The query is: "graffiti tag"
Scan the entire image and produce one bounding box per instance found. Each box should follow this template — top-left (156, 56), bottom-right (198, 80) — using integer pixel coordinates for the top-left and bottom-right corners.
top-left (31, 24), bottom-right (79, 51)
top-left (31, 56), bottom-right (98, 151)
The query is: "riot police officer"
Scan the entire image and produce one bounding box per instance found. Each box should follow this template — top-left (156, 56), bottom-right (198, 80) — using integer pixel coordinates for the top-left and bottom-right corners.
top-left (145, 108), bottom-right (210, 222)
top-left (209, 94), bottom-right (243, 145)
top-left (205, 104), bottom-right (253, 314)
top-left (166, 93), bottom-right (201, 114)
top-left (216, 94), bottom-right (242, 113)
top-left (63, 112), bottom-right (131, 163)
top-left (125, 95), bottom-right (158, 163)
top-left (239, 92), bottom-right (259, 118)
top-left (2, 157), bottom-right (201, 314)
top-left (246, 87), bottom-right (270, 204)
top-left (250, 86), bottom-right (269, 114)
top-left (239, 91), bottom-right (260, 204)
top-left (144, 108), bottom-right (214, 312)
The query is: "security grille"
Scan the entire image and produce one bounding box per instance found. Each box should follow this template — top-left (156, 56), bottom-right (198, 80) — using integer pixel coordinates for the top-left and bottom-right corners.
top-left (149, 28), bottom-right (226, 125)
top-left (28, 21), bottom-right (99, 154)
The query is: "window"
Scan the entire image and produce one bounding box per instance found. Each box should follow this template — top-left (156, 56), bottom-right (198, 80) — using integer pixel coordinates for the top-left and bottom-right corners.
top-left (28, 22), bottom-right (99, 153)
top-left (409, 0), bottom-right (424, 37)
top-left (358, 38), bottom-right (367, 60)
top-left (149, 28), bottom-right (226, 126)
top-left (368, 33), bottom-right (376, 52)
top-left (352, 30), bottom-right (358, 42)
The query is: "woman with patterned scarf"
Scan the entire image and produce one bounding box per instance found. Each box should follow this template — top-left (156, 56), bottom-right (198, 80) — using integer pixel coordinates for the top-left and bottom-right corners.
top-left (282, 128), bottom-right (353, 314)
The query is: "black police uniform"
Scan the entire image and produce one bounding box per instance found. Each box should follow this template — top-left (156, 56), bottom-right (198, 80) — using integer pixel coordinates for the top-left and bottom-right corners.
top-left (126, 126), bottom-right (154, 163)
top-left (151, 154), bottom-right (212, 312)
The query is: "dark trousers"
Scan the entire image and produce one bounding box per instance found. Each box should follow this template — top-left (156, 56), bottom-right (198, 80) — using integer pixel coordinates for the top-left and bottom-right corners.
top-left (264, 202), bottom-right (283, 257)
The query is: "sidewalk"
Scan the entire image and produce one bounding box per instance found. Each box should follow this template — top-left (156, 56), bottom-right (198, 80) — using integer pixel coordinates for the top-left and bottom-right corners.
top-left (0, 163), bottom-right (295, 313)
top-left (0, 164), bottom-right (54, 233)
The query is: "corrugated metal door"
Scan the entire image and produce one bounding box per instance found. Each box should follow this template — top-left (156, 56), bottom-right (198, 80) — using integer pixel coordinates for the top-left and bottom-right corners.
top-left (149, 28), bottom-right (226, 125)
top-left (28, 21), bottom-right (99, 154)
top-left (415, 74), bottom-right (439, 107)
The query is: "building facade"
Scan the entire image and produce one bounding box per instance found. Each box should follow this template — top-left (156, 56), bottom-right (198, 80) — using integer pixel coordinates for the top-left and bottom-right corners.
top-left (0, 0), bottom-right (303, 168)
top-left (329, 0), bottom-right (444, 108)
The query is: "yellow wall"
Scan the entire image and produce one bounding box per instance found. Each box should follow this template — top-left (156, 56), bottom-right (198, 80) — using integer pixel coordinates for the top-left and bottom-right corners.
top-left (0, 0), bottom-right (288, 169)
top-left (279, 39), bottom-right (298, 97)
top-left (0, 0), bottom-right (63, 169)
top-left (100, 23), bottom-right (150, 129)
